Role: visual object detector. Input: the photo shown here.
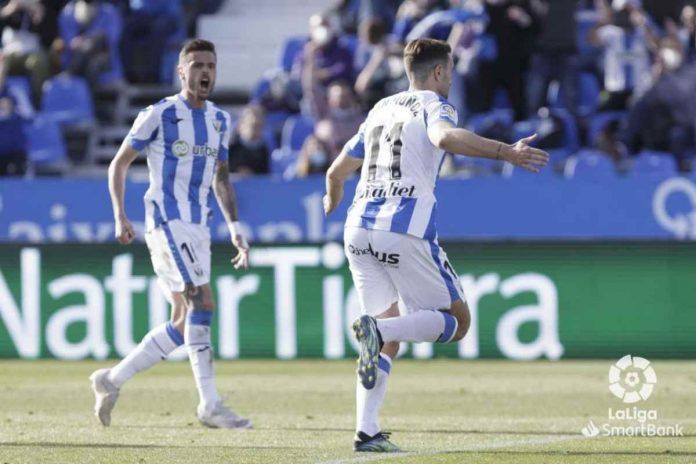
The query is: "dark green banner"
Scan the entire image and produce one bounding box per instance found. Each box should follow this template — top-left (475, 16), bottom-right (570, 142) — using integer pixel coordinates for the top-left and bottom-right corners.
top-left (0, 243), bottom-right (694, 359)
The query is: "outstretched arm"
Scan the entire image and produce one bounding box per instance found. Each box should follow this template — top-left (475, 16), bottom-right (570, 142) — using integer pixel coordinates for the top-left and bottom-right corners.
top-left (427, 121), bottom-right (549, 173)
top-left (212, 160), bottom-right (249, 270)
top-left (324, 151), bottom-right (363, 216)
top-left (108, 141), bottom-right (139, 244)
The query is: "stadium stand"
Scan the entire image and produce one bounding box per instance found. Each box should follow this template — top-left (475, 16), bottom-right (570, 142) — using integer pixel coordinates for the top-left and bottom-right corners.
top-left (1, 0), bottom-right (695, 177)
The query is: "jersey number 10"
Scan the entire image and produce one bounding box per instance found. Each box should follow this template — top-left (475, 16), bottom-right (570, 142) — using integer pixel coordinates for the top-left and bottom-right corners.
top-left (366, 122), bottom-right (404, 181)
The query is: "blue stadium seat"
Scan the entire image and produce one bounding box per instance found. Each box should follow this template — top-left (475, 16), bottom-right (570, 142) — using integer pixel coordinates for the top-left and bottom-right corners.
top-left (588, 111), bottom-right (626, 146)
top-left (270, 147), bottom-right (300, 179)
top-left (279, 35), bottom-right (308, 72)
top-left (547, 73), bottom-right (599, 116)
top-left (24, 116), bottom-right (68, 168)
top-left (281, 115), bottom-right (314, 151)
top-left (338, 35), bottom-right (359, 58)
top-left (630, 151), bottom-right (677, 176)
top-left (41, 75), bottom-right (95, 126)
top-left (250, 76), bottom-right (271, 102)
top-left (576, 9), bottom-right (599, 56)
top-left (549, 108), bottom-right (580, 152)
top-left (579, 73), bottom-right (600, 115)
top-left (6, 76), bottom-right (32, 102)
top-left (564, 149), bottom-right (616, 179)
top-left (465, 109), bottom-right (514, 134)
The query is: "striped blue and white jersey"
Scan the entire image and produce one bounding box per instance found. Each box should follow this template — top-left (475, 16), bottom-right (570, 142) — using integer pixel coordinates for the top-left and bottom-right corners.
top-left (344, 90), bottom-right (457, 241)
top-left (596, 25), bottom-right (651, 95)
top-left (127, 94), bottom-right (231, 231)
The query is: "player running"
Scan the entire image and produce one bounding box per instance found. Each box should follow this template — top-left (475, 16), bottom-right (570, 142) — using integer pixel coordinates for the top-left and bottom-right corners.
top-left (91, 39), bottom-right (252, 429)
top-left (324, 38), bottom-right (549, 452)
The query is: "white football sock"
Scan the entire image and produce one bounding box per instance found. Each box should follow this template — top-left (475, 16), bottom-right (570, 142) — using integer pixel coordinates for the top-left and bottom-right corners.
top-left (356, 353), bottom-right (392, 436)
top-left (185, 309), bottom-right (220, 410)
top-left (108, 322), bottom-right (183, 388)
top-left (376, 310), bottom-right (458, 343)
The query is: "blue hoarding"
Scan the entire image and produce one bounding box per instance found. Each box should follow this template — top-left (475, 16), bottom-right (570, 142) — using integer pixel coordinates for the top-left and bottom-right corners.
top-left (1, 174), bottom-right (696, 243)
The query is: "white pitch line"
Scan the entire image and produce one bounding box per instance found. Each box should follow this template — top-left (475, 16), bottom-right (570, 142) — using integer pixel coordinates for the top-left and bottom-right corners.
top-left (317, 433), bottom-right (584, 464)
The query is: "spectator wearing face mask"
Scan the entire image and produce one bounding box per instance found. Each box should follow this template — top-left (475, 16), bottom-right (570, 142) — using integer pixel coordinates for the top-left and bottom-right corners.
top-left (228, 105), bottom-right (270, 176)
top-left (589, 0), bottom-right (659, 110)
top-left (304, 79), bottom-right (363, 152)
top-left (294, 14), bottom-right (355, 91)
top-left (54, 0), bottom-right (123, 89)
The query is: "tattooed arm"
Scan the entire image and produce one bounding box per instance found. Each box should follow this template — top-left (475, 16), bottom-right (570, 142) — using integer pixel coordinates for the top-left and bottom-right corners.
top-left (212, 160), bottom-right (249, 269)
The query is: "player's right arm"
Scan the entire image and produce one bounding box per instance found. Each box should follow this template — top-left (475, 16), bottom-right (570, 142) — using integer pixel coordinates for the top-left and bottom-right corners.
top-left (108, 105), bottom-right (159, 244)
top-left (324, 129), bottom-right (364, 216)
top-left (108, 142), bottom-right (139, 245)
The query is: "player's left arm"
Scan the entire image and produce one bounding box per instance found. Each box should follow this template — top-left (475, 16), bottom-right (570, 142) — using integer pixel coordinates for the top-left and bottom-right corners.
top-left (213, 159), bottom-right (249, 270)
top-left (428, 121), bottom-right (549, 173)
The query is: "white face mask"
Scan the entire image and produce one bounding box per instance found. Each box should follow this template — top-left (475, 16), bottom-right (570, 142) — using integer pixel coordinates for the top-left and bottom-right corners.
top-left (660, 48), bottom-right (683, 71)
top-left (311, 26), bottom-right (332, 47)
top-left (75, 1), bottom-right (96, 25)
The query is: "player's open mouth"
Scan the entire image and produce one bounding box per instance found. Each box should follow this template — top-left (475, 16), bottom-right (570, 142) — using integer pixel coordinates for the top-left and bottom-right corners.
top-left (200, 78), bottom-right (210, 90)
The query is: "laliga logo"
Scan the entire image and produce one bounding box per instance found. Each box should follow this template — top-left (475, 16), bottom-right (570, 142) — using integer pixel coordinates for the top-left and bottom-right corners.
top-left (608, 355), bottom-right (657, 404)
top-left (652, 178), bottom-right (696, 239)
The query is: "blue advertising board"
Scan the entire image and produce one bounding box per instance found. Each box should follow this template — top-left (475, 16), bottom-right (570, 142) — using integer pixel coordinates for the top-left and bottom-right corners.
top-left (1, 174), bottom-right (696, 243)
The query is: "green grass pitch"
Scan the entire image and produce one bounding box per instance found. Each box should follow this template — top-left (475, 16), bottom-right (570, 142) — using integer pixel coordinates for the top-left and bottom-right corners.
top-left (1, 359), bottom-right (695, 463)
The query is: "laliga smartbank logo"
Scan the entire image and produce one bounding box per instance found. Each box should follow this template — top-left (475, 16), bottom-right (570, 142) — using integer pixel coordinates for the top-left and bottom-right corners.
top-left (581, 355), bottom-right (683, 438)
top-left (608, 354), bottom-right (656, 403)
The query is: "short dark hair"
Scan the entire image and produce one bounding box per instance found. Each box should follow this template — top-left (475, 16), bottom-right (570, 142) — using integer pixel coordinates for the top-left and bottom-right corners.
top-left (403, 38), bottom-right (451, 82)
top-left (179, 39), bottom-right (216, 63)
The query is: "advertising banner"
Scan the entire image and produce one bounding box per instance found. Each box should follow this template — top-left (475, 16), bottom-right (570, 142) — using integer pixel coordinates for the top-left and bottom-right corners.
top-left (1, 243), bottom-right (694, 360)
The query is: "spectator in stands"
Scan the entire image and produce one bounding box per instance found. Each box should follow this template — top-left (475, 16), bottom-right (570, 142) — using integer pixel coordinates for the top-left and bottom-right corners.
top-left (252, 68), bottom-right (301, 115)
top-left (393, 0), bottom-right (448, 43)
top-left (354, 18), bottom-right (408, 109)
top-left (676, 4), bottom-right (695, 61)
top-left (477, 0), bottom-right (539, 121)
top-left (54, 0), bottom-right (123, 89)
top-left (120, 0), bottom-right (184, 83)
top-left (598, 38), bottom-right (696, 171)
top-left (297, 81), bottom-right (363, 177)
top-left (0, 80), bottom-right (29, 176)
top-left (447, 0), bottom-right (499, 117)
top-left (0, 0), bottom-right (52, 104)
top-left (296, 125), bottom-right (334, 176)
top-left (294, 14), bottom-right (355, 89)
top-left (526, 0), bottom-right (581, 116)
top-left (228, 105), bottom-right (270, 176)
top-left (327, 0), bottom-right (360, 35)
top-left (589, 0), bottom-right (658, 111)
top-left (359, 0), bottom-right (402, 32)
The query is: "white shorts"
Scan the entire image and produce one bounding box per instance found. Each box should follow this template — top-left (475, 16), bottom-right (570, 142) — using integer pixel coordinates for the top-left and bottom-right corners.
top-left (145, 219), bottom-right (211, 293)
top-left (344, 227), bottom-right (466, 317)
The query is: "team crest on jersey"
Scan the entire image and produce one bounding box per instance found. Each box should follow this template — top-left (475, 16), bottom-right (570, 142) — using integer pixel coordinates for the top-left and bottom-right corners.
top-left (212, 120), bottom-right (223, 133)
top-left (172, 140), bottom-right (189, 157)
top-left (440, 104), bottom-right (456, 122)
